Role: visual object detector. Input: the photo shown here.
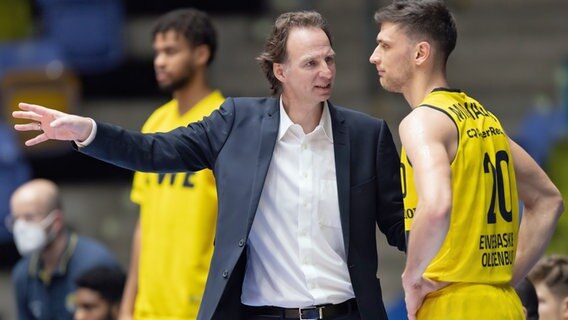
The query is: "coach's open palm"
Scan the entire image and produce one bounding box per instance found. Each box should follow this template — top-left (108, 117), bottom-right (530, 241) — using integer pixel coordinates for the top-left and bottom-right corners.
top-left (12, 103), bottom-right (93, 146)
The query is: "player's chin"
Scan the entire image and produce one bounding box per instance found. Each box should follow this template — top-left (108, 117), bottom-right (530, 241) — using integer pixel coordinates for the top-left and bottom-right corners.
top-left (157, 82), bottom-right (175, 92)
top-left (379, 80), bottom-right (399, 93)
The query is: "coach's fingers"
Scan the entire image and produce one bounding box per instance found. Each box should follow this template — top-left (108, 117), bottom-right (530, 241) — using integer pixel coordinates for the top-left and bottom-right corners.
top-left (14, 123), bottom-right (42, 132)
top-left (18, 102), bottom-right (55, 115)
top-left (24, 133), bottom-right (49, 146)
top-left (12, 110), bottom-right (42, 122)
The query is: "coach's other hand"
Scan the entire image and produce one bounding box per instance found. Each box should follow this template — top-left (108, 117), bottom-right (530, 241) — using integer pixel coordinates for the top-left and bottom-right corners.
top-left (12, 103), bottom-right (93, 146)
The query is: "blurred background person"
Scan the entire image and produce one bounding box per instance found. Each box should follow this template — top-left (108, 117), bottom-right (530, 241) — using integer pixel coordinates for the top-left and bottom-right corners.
top-left (119, 8), bottom-right (223, 320)
top-left (0, 119), bottom-right (31, 268)
top-left (515, 277), bottom-right (540, 320)
top-left (74, 266), bottom-right (126, 320)
top-left (529, 255), bottom-right (568, 320)
top-left (9, 179), bottom-right (121, 320)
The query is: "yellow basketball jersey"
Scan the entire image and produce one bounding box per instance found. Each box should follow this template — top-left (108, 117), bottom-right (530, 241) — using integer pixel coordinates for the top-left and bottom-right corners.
top-left (131, 91), bottom-right (223, 319)
top-left (401, 88), bottom-right (519, 284)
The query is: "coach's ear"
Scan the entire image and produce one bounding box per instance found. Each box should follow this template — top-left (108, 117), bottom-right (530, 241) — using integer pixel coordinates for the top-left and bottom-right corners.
top-left (562, 296), bottom-right (568, 318)
top-left (273, 62), bottom-right (286, 83)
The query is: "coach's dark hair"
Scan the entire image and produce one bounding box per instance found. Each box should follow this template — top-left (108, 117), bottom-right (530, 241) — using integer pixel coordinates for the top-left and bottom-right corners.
top-left (75, 266), bottom-right (126, 303)
top-left (257, 11), bottom-right (333, 96)
top-left (374, 0), bottom-right (457, 64)
top-left (153, 8), bottom-right (218, 66)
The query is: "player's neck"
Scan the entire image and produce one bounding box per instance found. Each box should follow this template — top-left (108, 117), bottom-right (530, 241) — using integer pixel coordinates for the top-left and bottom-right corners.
top-left (404, 72), bottom-right (448, 109)
top-left (173, 77), bottom-right (213, 116)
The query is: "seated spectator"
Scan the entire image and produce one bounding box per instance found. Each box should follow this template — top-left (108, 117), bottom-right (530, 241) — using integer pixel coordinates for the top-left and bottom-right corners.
top-left (9, 179), bottom-right (120, 320)
top-left (74, 266), bottom-right (126, 320)
top-left (515, 277), bottom-right (539, 320)
top-left (0, 119), bottom-right (31, 268)
top-left (529, 255), bottom-right (568, 320)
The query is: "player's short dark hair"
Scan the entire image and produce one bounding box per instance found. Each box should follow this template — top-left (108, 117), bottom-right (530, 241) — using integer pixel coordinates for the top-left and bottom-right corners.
top-left (152, 8), bottom-right (218, 66)
top-left (374, 0), bottom-right (457, 64)
top-left (75, 266), bottom-right (126, 303)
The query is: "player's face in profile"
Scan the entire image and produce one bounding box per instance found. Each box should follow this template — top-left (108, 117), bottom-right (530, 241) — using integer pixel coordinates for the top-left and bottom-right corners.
top-left (369, 21), bottom-right (414, 93)
top-left (74, 288), bottom-right (115, 320)
top-left (153, 30), bottom-right (198, 92)
top-left (276, 27), bottom-right (336, 105)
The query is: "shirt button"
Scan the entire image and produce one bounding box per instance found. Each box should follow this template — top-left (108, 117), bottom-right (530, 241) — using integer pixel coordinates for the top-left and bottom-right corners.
top-left (238, 239), bottom-right (245, 247)
top-left (222, 270), bottom-right (229, 278)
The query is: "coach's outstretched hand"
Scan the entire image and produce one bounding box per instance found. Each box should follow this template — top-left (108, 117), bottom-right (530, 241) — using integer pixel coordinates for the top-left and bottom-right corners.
top-left (12, 103), bottom-right (94, 146)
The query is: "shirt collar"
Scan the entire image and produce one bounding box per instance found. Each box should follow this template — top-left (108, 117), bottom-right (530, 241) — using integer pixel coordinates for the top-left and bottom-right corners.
top-left (277, 96), bottom-right (333, 142)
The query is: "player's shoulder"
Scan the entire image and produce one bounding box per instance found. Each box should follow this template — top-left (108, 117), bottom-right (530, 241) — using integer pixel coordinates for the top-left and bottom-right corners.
top-left (401, 107), bottom-right (456, 140)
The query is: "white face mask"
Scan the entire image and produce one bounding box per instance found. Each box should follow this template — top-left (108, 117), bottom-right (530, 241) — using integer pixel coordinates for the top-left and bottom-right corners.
top-left (13, 211), bottom-right (57, 256)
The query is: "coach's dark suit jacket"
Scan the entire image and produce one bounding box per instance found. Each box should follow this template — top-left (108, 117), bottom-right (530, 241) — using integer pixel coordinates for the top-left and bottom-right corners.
top-left (79, 97), bottom-right (405, 320)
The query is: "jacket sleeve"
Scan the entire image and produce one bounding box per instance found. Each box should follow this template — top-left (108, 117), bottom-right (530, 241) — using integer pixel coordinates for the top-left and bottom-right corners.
top-left (78, 98), bottom-right (236, 173)
top-left (375, 120), bottom-right (406, 252)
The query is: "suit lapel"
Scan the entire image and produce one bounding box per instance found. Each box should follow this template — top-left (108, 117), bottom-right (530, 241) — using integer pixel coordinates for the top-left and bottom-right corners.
top-left (329, 103), bottom-right (351, 256)
top-left (246, 99), bottom-right (280, 230)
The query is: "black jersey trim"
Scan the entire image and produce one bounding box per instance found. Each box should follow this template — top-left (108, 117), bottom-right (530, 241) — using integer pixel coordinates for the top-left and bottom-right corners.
top-left (432, 87), bottom-right (462, 93)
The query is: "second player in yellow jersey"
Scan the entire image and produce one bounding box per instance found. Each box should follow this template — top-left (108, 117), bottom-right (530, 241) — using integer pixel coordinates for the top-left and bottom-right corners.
top-left (132, 91), bottom-right (223, 320)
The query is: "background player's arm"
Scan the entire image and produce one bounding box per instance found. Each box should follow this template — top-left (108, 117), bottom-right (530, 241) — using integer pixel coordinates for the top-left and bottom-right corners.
top-left (399, 108), bottom-right (456, 319)
top-left (508, 138), bottom-right (563, 285)
top-left (119, 219), bottom-right (141, 320)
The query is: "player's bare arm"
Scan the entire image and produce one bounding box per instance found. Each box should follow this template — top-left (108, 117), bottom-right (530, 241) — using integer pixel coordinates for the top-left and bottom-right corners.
top-left (400, 107), bottom-right (455, 319)
top-left (508, 138), bottom-right (564, 286)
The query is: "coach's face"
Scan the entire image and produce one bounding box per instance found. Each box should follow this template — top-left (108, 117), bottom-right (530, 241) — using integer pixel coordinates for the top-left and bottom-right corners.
top-left (274, 27), bottom-right (336, 106)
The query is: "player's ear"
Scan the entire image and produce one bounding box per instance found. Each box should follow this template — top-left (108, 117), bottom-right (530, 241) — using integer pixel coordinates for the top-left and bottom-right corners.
top-left (194, 44), bottom-right (211, 67)
top-left (414, 41), bottom-right (430, 66)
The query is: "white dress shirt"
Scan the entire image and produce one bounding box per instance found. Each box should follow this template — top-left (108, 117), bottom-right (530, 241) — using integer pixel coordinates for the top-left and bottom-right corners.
top-left (241, 98), bottom-right (355, 307)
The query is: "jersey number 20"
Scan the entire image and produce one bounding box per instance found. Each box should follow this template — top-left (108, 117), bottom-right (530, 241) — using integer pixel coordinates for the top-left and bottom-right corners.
top-left (484, 150), bottom-right (513, 224)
